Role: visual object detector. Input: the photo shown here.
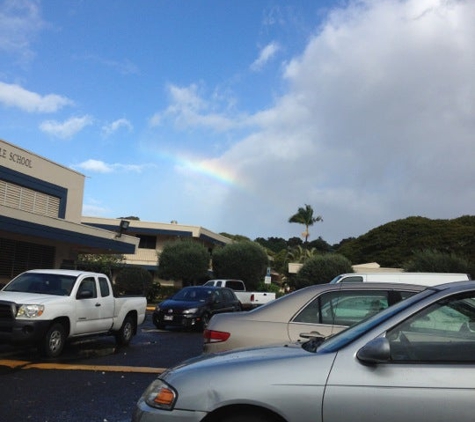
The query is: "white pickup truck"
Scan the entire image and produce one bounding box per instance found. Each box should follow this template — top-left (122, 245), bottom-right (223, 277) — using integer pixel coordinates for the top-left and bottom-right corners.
top-left (203, 279), bottom-right (276, 310)
top-left (0, 269), bottom-right (147, 357)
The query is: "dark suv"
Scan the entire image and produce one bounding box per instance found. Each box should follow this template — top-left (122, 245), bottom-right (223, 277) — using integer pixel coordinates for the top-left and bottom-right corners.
top-left (152, 286), bottom-right (242, 331)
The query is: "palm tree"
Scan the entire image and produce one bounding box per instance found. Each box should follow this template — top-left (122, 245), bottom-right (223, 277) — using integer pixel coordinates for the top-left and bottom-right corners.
top-left (288, 204), bottom-right (323, 244)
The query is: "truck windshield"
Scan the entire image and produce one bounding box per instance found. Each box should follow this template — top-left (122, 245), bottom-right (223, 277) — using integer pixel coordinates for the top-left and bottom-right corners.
top-left (4, 273), bottom-right (76, 296)
top-left (329, 275), bottom-right (344, 284)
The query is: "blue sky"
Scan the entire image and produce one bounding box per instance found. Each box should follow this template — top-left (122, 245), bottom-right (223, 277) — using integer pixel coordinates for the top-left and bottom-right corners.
top-left (1, 0), bottom-right (474, 244)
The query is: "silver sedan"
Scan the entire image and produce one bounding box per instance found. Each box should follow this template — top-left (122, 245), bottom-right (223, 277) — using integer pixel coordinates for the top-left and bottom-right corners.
top-left (203, 282), bottom-right (425, 353)
top-left (134, 280), bottom-right (475, 422)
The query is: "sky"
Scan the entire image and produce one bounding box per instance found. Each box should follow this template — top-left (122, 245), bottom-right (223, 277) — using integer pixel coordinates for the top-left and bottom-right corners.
top-left (1, 0), bottom-right (474, 245)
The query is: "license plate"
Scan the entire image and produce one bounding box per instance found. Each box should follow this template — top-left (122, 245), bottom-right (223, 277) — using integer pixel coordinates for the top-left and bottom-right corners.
top-left (164, 315), bottom-right (173, 321)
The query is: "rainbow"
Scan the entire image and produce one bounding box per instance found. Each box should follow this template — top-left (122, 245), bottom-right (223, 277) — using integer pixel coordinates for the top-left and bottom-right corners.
top-left (145, 147), bottom-right (245, 189)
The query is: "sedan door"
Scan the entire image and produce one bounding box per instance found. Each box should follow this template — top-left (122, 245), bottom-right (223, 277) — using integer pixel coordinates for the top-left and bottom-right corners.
top-left (210, 289), bottom-right (235, 315)
top-left (323, 291), bottom-right (475, 422)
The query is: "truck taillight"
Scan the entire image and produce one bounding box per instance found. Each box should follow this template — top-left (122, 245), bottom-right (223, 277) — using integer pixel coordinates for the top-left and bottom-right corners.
top-left (250, 294), bottom-right (254, 302)
top-left (203, 329), bottom-right (231, 343)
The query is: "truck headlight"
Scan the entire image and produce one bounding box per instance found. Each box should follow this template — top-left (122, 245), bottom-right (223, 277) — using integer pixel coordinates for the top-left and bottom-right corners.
top-left (143, 379), bottom-right (177, 410)
top-left (17, 304), bottom-right (45, 318)
top-left (183, 308), bottom-right (198, 314)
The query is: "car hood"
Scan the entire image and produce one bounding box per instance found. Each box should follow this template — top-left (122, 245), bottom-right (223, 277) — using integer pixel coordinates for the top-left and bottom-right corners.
top-left (0, 291), bottom-right (68, 304)
top-left (161, 343), bottom-right (336, 399)
top-left (159, 298), bottom-right (209, 310)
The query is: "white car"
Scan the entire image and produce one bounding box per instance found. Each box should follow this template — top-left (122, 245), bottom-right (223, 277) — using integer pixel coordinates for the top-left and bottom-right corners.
top-left (203, 282), bottom-right (425, 353)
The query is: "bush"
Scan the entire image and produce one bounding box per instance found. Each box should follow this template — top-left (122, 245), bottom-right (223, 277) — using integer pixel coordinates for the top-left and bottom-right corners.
top-left (403, 250), bottom-right (473, 276)
top-left (158, 240), bottom-right (210, 285)
top-left (114, 267), bottom-right (152, 296)
top-left (146, 281), bottom-right (161, 302)
top-left (256, 281), bottom-right (283, 297)
top-left (294, 254), bottom-right (353, 289)
top-left (212, 241), bottom-right (269, 291)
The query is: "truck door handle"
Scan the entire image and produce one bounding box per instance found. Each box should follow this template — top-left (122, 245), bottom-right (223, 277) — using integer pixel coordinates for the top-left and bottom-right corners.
top-left (95, 303), bottom-right (101, 307)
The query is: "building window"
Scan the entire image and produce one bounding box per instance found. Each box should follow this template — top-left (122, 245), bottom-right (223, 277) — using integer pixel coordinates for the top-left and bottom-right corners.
top-left (138, 235), bottom-right (157, 249)
top-left (0, 237), bottom-right (55, 279)
top-left (0, 180), bottom-right (60, 218)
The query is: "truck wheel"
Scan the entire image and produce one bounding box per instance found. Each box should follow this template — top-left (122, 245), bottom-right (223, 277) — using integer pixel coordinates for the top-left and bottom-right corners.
top-left (40, 322), bottom-right (66, 358)
top-left (115, 315), bottom-right (135, 346)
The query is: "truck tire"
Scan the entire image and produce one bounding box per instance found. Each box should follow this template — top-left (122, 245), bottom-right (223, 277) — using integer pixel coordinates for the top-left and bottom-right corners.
top-left (115, 315), bottom-right (135, 346)
top-left (40, 322), bottom-right (66, 358)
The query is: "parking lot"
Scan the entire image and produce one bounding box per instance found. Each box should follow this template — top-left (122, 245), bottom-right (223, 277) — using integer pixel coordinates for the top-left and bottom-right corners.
top-left (0, 312), bottom-right (204, 422)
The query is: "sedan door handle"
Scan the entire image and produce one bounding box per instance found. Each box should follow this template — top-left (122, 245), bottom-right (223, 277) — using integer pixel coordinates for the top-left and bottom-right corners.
top-left (95, 303), bottom-right (101, 307)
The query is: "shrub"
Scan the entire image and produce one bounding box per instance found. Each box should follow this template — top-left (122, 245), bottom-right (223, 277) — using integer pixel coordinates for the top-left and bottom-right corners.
top-left (294, 254), bottom-right (353, 289)
top-left (115, 267), bottom-right (152, 297)
top-left (212, 241), bottom-right (268, 291)
top-left (158, 240), bottom-right (210, 285)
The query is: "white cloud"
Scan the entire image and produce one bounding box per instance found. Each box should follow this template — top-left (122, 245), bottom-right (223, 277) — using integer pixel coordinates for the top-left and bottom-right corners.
top-left (77, 54), bottom-right (140, 75)
top-left (0, 81), bottom-right (73, 112)
top-left (82, 202), bottom-right (109, 217)
top-left (250, 42), bottom-right (280, 71)
top-left (175, 0), bottom-right (475, 243)
top-left (39, 115), bottom-right (93, 139)
top-left (149, 84), bottom-right (245, 132)
top-left (0, 0), bottom-right (44, 61)
top-left (101, 118), bottom-right (133, 137)
top-left (73, 159), bottom-right (155, 174)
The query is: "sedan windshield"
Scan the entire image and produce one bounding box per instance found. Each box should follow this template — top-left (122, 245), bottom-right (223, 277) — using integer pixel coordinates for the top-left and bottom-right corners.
top-left (173, 288), bottom-right (212, 301)
top-left (316, 288), bottom-right (437, 353)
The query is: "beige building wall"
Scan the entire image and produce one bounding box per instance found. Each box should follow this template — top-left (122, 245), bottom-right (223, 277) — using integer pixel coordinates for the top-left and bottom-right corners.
top-left (0, 139), bottom-right (138, 285)
top-left (0, 139), bottom-right (84, 223)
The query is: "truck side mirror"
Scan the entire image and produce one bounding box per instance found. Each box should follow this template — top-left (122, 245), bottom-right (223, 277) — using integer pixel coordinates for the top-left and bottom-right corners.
top-left (77, 290), bottom-right (93, 299)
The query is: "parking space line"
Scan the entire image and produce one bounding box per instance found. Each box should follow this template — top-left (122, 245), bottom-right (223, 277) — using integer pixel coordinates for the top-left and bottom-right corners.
top-left (0, 359), bottom-right (165, 374)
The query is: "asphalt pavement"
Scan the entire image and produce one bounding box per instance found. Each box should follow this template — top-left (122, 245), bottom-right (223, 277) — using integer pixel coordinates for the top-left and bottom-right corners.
top-left (0, 312), bottom-right (204, 422)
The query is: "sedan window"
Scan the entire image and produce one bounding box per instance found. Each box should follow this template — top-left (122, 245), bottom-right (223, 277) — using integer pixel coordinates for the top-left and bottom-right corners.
top-left (293, 291), bottom-right (390, 327)
top-left (387, 292), bottom-right (475, 362)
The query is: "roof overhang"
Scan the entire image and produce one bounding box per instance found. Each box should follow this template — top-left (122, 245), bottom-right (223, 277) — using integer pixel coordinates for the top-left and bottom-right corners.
top-left (0, 206), bottom-right (138, 254)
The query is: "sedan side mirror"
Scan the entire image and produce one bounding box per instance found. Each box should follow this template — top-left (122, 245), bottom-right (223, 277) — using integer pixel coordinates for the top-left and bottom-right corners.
top-left (356, 337), bottom-right (391, 364)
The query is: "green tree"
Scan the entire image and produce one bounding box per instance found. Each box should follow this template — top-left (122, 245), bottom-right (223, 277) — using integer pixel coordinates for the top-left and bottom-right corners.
top-left (158, 240), bottom-right (210, 286)
top-left (254, 237), bottom-right (288, 254)
top-left (76, 254), bottom-right (125, 276)
top-left (212, 241), bottom-right (269, 290)
top-left (287, 245), bottom-right (319, 263)
top-left (288, 204), bottom-right (323, 244)
top-left (294, 254), bottom-right (353, 289)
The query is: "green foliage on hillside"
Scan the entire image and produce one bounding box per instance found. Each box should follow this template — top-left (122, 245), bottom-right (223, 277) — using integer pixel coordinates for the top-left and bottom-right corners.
top-left (403, 249), bottom-right (474, 275)
top-left (336, 216), bottom-right (475, 267)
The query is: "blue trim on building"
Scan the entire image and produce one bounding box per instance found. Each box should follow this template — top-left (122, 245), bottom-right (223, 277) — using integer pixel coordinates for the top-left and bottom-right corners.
top-left (83, 222), bottom-right (228, 247)
top-left (0, 215), bottom-right (135, 254)
top-left (83, 222), bottom-right (194, 238)
top-left (199, 233), bottom-right (227, 246)
top-left (1, 166), bottom-right (68, 218)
